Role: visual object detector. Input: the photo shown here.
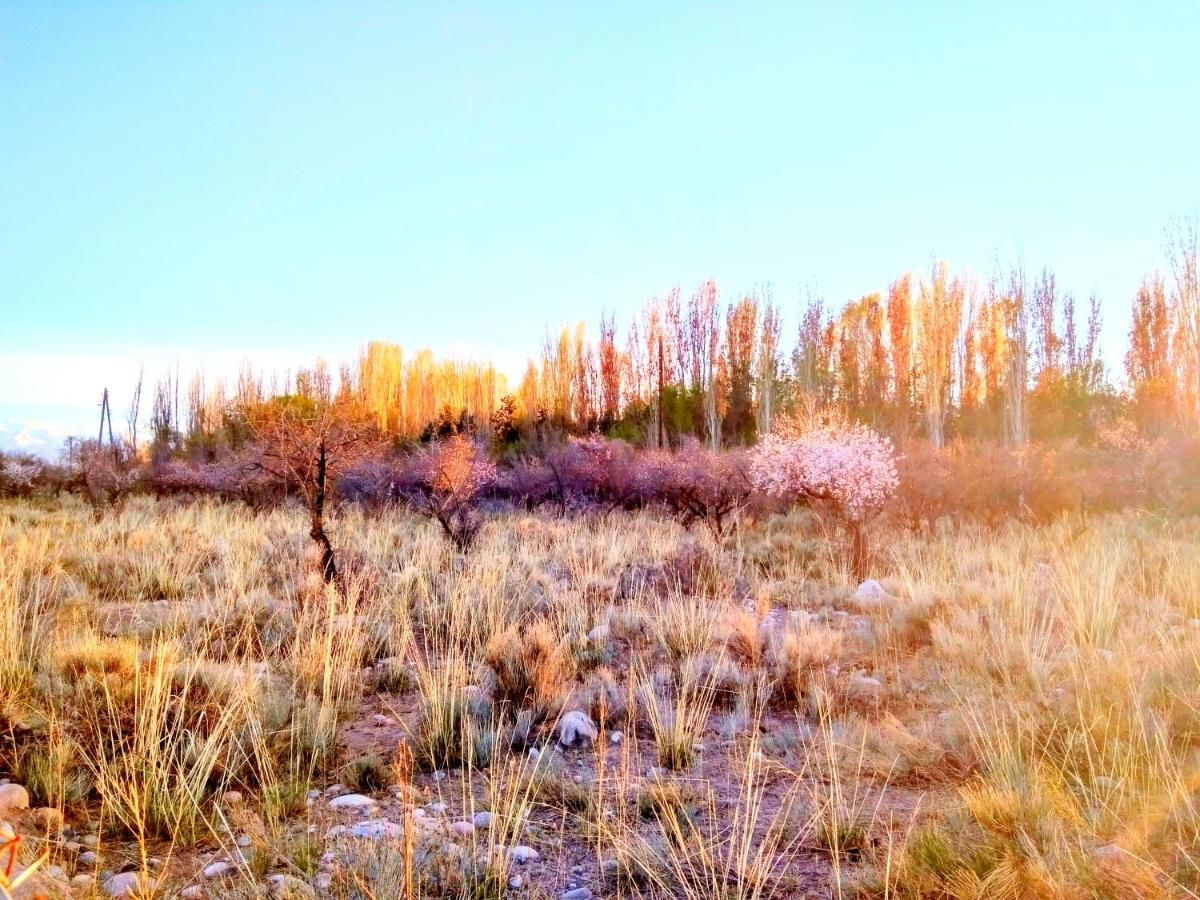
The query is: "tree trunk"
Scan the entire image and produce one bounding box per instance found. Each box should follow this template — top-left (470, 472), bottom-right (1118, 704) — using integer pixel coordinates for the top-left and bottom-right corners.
top-left (311, 441), bottom-right (337, 584)
top-left (848, 520), bottom-right (868, 581)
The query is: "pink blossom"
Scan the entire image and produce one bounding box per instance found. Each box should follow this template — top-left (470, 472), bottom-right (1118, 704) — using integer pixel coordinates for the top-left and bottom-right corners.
top-left (749, 422), bottom-right (899, 520)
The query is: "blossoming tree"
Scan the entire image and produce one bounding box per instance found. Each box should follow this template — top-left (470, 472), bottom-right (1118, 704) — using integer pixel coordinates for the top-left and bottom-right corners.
top-left (750, 420), bottom-right (899, 575)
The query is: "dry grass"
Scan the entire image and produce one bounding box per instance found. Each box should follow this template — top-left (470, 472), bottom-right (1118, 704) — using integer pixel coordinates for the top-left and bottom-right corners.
top-left (0, 496), bottom-right (1197, 897)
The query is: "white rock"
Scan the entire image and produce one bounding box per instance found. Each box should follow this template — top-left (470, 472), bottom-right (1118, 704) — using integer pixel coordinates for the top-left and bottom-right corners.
top-left (848, 673), bottom-right (883, 703)
top-left (451, 820), bottom-right (475, 836)
top-left (103, 872), bottom-right (142, 897)
top-left (79, 850), bottom-right (100, 866)
top-left (562, 890), bottom-right (594, 900)
top-left (608, 730), bottom-right (623, 745)
top-left (203, 860), bottom-right (234, 878)
top-left (222, 790), bottom-right (243, 805)
top-left (508, 875), bottom-right (523, 889)
top-left (235, 834), bottom-right (252, 847)
top-left (0, 784), bottom-right (30, 818)
top-left (71, 873), bottom-right (95, 889)
top-left (558, 710), bottom-right (598, 747)
top-left (349, 819), bottom-right (404, 840)
top-left (472, 811), bottom-right (493, 829)
top-left (509, 845), bottom-right (540, 864)
top-left (428, 802), bottom-right (447, 814)
top-left (328, 793), bottom-right (377, 810)
top-left (180, 887), bottom-right (204, 899)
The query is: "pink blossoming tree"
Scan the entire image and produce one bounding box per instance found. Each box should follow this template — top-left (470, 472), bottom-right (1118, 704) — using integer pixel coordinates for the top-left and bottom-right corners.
top-left (750, 421), bottom-right (899, 576)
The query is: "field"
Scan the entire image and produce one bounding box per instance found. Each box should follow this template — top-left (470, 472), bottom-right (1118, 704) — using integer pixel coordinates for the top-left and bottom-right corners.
top-left (2, 497), bottom-right (1199, 899)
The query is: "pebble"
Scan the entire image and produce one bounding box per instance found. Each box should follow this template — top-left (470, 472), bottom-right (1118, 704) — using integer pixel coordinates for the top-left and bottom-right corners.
top-left (451, 820), bottom-right (475, 836)
top-left (79, 850), bottom-right (100, 866)
top-left (432, 770), bottom-right (447, 782)
top-left (236, 834), bottom-right (252, 847)
top-left (203, 860), bottom-right (234, 878)
top-left (180, 888), bottom-right (203, 899)
top-left (428, 802), bottom-right (447, 814)
top-left (313, 873), bottom-right (333, 891)
top-left (562, 890), bottom-right (593, 900)
top-left (70, 873), bottom-right (94, 889)
top-left (348, 819), bottom-right (404, 840)
top-left (222, 790), bottom-right (244, 805)
top-left (81, 833), bottom-right (100, 848)
top-left (328, 793), bottom-right (377, 810)
top-left (609, 731), bottom-right (623, 745)
top-left (509, 875), bottom-right (523, 889)
top-left (103, 872), bottom-right (142, 897)
top-left (509, 845), bottom-right (540, 864)
top-left (0, 784), bottom-right (29, 818)
top-left (472, 811), bottom-right (493, 829)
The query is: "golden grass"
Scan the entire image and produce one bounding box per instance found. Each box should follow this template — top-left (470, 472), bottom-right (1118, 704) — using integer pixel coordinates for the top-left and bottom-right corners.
top-left (0, 496), bottom-right (1197, 897)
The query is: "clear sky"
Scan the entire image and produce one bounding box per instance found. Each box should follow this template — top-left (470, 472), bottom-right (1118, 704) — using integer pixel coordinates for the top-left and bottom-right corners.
top-left (2, 2), bottom-right (1198, 453)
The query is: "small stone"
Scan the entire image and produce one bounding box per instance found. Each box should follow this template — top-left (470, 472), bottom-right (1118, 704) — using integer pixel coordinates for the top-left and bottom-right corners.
top-left (268, 873), bottom-right (319, 898)
top-left (428, 802), bottom-right (447, 815)
top-left (146, 857), bottom-right (164, 871)
top-left (45, 864), bottom-right (65, 879)
top-left (508, 875), bottom-right (523, 889)
top-left (81, 833), bottom-right (100, 848)
top-left (509, 845), bottom-right (540, 864)
top-left (180, 887), bottom-right (203, 899)
top-left (562, 890), bottom-right (593, 900)
top-left (472, 811), bottom-right (493, 829)
top-left (222, 790), bottom-right (244, 805)
top-left (329, 793), bottom-right (377, 810)
top-left (0, 784), bottom-right (29, 818)
top-left (371, 714), bottom-right (395, 726)
top-left (204, 860), bottom-right (234, 878)
top-left (348, 819), bottom-right (405, 840)
top-left (852, 579), bottom-right (892, 607)
top-left (432, 770), bottom-right (447, 782)
top-left (79, 850), bottom-right (100, 866)
top-left (313, 873), bottom-right (333, 891)
top-left (103, 872), bottom-right (142, 897)
top-left (235, 834), bottom-right (252, 847)
top-left (451, 820), bottom-right (475, 836)
top-left (558, 710), bottom-right (598, 747)
top-left (848, 673), bottom-right (883, 704)
top-left (608, 730), bottom-right (623, 745)
top-left (32, 806), bottom-right (64, 832)
top-left (71, 873), bottom-right (95, 889)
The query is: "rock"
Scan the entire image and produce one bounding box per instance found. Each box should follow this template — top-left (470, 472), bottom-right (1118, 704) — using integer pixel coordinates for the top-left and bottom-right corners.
top-left (586, 624), bottom-right (610, 645)
top-left (432, 770), bottom-right (447, 782)
top-left (79, 851), bottom-right (100, 866)
top-left (428, 802), bottom-right (448, 815)
top-left (70, 873), bottom-right (95, 889)
top-left (609, 731), bottom-right (623, 745)
top-left (558, 710), bottom-right (598, 747)
top-left (31, 806), bottom-right (64, 832)
top-left (180, 887), bottom-right (203, 899)
top-left (0, 821), bottom-right (15, 841)
top-left (328, 793), bottom-right (377, 810)
top-left (852, 579), bottom-right (892, 605)
top-left (848, 673), bottom-right (883, 704)
top-left (81, 833), bottom-right (100, 848)
top-left (235, 834), bottom-right (252, 848)
top-left (103, 872), bottom-right (142, 897)
top-left (346, 818), bottom-right (405, 840)
top-left (222, 790), bottom-right (244, 805)
top-left (451, 820), bottom-right (475, 837)
top-left (313, 873), bottom-right (333, 892)
top-left (203, 860), bottom-right (234, 878)
top-left (472, 811), bottom-right (493, 829)
top-left (268, 873), bottom-right (319, 899)
top-left (45, 864), bottom-right (65, 879)
top-left (508, 875), bottom-right (523, 889)
top-left (509, 845), bottom-right (540, 864)
top-left (370, 714), bottom-right (395, 726)
top-left (562, 890), bottom-right (593, 900)
top-left (0, 784), bottom-right (30, 818)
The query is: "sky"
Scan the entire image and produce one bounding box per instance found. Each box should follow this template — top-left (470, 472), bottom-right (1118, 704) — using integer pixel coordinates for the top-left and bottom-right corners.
top-left (2, 2), bottom-right (1199, 454)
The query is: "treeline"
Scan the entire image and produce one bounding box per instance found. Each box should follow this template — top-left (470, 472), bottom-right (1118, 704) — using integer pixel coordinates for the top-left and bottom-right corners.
top-left (123, 222), bottom-right (1196, 459)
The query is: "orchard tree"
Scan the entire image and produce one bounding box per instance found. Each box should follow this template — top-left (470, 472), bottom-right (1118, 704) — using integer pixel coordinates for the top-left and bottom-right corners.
top-left (750, 419), bottom-right (899, 577)
top-left (394, 434), bottom-right (497, 550)
top-left (250, 395), bottom-right (379, 586)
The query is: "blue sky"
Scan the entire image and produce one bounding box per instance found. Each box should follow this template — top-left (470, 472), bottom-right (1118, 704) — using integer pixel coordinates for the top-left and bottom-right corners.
top-left (2, 3), bottom-right (1198, 453)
